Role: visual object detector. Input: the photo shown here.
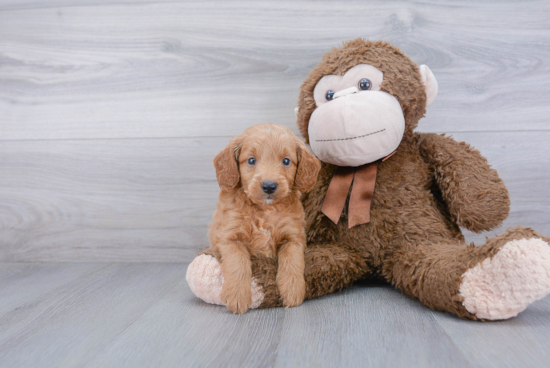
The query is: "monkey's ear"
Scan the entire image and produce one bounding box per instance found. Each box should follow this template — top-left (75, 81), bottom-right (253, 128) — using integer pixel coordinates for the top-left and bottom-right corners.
top-left (419, 65), bottom-right (438, 107)
top-left (213, 138), bottom-right (241, 190)
top-left (294, 138), bottom-right (321, 193)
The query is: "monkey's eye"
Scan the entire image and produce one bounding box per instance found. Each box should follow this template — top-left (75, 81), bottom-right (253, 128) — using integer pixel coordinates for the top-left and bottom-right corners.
top-left (325, 90), bottom-right (335, 101)
top-left (247, 157), bottom-right (256, 166)
top-left (282, 158), bottom-right (291, 166)
top-left (358, 78), bottom-right (372, 91)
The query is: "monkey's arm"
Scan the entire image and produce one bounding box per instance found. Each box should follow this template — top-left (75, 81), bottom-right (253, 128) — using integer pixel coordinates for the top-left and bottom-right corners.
top-left (418, 132), bottom-right (510, 233)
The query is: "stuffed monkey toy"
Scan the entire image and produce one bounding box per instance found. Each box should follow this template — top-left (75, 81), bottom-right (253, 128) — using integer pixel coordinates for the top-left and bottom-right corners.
top-left (187, 39), bottom-right (550, 320)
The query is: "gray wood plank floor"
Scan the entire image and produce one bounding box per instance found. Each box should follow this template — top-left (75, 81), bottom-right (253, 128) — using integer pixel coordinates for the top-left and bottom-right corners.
top-left (1, 262), bottom-right (550, 368)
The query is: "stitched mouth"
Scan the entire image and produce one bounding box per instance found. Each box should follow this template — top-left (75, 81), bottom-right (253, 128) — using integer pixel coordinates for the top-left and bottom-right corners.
top-left (315, 128), bottom-right (386, 142)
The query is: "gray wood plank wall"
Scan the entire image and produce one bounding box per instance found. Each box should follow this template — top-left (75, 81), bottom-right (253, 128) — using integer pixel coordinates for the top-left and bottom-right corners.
top-left (1, 0), bottom-right (549, 262)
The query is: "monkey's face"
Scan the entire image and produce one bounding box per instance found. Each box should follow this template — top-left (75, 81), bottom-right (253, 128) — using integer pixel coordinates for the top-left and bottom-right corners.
top-left (297, 39), bottom-right (438, 168)
top-left (309, 64), bottom-right (405, 167)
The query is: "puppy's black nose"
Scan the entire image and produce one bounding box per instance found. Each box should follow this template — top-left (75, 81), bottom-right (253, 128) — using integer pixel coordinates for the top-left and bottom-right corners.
top-left (262, 181), bottom-right (277, 194)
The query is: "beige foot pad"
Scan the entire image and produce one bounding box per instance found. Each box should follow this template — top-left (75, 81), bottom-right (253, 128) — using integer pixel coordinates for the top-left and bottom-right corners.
top-left (460, 238), bottom-right (550, 320)
top-left (186, 254), bottom-right (264, 309)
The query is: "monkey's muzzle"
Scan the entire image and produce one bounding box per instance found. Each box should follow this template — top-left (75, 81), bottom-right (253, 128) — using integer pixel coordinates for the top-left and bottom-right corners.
top-left (308, 90), bottom-right (405, 167)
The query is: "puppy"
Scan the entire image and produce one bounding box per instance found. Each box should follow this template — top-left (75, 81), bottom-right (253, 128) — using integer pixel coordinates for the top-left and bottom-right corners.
top-left (208, 123), bottom-right (321, 314)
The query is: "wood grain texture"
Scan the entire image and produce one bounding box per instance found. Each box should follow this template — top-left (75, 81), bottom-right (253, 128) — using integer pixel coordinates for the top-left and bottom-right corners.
top-left (0, 137), bottom-right (224, 261)
top-left (1, 0), bottom-right (550, 262)
top-left (1, 0), bottom-right (550, 141)
top-left (2, 2), bottom-right (550, 366)
top-left (434, 297), bottom-right (550, 368)
top-left (1, 132), bottom-right (549, 262)
top-left (1, 263), bottom-right (550, 368)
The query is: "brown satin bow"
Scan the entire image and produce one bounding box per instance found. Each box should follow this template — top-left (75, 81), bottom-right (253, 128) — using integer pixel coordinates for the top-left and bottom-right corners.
top-left (321, 152), bottom-right (394, 228)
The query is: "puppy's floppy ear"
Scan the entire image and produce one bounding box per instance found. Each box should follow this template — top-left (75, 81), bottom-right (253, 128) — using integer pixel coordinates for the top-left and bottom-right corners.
top-left (294, 137), bottom-right (321, 193)
top-left (214, 137), bottom-right (241, 189)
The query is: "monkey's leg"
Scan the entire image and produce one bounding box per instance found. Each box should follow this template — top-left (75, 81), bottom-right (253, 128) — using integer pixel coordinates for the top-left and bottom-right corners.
top-left (186, 248), bottom-right (268, 310)
top-left (302, 243), bottom-right (371, 300)
top-left (187, 243), bottom-right (371, 309)
top-left (384, 227), bottom-right (550, 320)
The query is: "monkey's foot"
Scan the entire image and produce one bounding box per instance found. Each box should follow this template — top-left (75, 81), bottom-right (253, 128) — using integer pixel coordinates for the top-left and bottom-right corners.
top-left (186, 254), bottom-right (264, 309)
top-left (460, 238), bottom-right (550, 320)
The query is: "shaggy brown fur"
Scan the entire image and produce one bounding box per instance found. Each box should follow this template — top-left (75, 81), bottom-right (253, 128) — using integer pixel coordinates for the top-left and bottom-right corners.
top-left (205, 123), bottom-right (320, 313)
top-left (203, 39), bottom-right (548, 320)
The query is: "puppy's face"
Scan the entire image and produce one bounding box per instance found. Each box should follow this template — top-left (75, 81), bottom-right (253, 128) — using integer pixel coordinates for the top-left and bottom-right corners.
top-left (239, 130), bottom-right (298, 205)
top-left (214, 123), bottom-right (321, 205)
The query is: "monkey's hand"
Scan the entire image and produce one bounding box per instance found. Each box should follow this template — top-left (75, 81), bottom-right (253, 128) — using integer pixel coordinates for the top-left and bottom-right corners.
top-left (418, 132), bottom-right (510, 233)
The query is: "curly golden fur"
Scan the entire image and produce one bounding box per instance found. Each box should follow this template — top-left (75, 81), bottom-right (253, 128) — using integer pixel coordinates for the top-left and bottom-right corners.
top-left (207, 123), bottom-right (321, 313)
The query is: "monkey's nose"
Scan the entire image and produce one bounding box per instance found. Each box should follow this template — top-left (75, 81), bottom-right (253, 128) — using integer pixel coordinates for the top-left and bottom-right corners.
top-left (333, 86), bottom-right (359, 99)
top-left (262, 181), bottom-right (278, 194)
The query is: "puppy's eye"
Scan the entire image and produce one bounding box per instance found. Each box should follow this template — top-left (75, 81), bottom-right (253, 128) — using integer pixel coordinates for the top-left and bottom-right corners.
top-left (282, 158), bottom-right (291, 166)
top-left (247, 157), bottom-right (256, 166)
top-left (325, 90), bottom-right (335, 101)
top-left (358, 78), bottom-right (371, 91)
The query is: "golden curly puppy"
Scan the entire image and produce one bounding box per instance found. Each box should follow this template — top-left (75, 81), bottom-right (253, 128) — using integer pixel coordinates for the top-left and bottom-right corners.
top-left (207, 123), bottom-right (321, 314)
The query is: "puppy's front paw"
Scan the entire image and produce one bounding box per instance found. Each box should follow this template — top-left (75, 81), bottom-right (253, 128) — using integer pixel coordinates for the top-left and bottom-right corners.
top-left (186, 254), bottom-right (265, 310)
top-left (221, 283), bottom-right (252, 314)
top-left (278, 274), bottom-right (306, 308)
